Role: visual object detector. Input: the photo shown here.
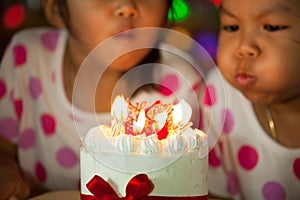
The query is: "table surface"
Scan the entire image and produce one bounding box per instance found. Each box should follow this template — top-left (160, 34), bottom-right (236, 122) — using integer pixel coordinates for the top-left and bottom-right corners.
top-left (28, 191), bottom-right (223, 200)
top-left (29, 191), bottom-right (225, 200)
top-left (28, 191), bottom-right (80, 200)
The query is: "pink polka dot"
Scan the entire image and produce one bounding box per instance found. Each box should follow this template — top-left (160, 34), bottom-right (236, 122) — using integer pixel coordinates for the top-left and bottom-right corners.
top-left (40, 31), bottom-right (59, 51)
top-left (19, 128), bottom-right (36, 150)
top-left (9, 90), bottom-right (14, 101)
top-left (227, 171), bottom-right (239, 195)
top-left (14, 99), bottom-right (23, 120)
top-left (209, 148), bottom-right (221, 167)
top-left (197, 107), bottom-right (203, 130)
top-left (159, 74), bottom-right (179, 96)
top-left (293, 158), bottom-right (300, 180)
top-left (0, 79), bottom-right (6, 100)
top-left (0, 118), bottom-right (19, 140)
top-left (203, 84), bottom-right (217, 106)
top-left (51, 71), bottom-right (56, 83)
top-left (218, 141), bottom-right (224, 155)
top-left (35, 162), bottom-right (47, 183)
top-left (41, 113), bottom-right (56, 136)
top-left (192, 81), bottom-right (201, 92)
top-left (56, 147), bottom-right (78, 168)
top-left (262, 181), bottom-right (286, 200)
top-left (221, 109), bottom-right (234, 134)
top-left (238, 145), bottom-right (259, 170)
top-left (13, 44), bottom-right (26, 66)
top-left (29, 77), bottom-right (42, 99)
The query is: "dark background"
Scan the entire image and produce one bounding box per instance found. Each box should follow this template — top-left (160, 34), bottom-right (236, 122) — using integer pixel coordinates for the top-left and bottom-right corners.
top-left (0, 0), bottom-right (220, 60)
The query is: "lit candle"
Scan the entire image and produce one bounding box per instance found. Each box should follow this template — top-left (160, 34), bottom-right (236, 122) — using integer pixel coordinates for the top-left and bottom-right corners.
top-left (152, 111), bottom-right (167, 131)
top-left (172, 103), bottom-right (182, 125)
top-left (111, 95), bottom-right (128, 122)
top-left (171, 99), bottom-right (192, 128)
top-left (133, 109), bottom-right (146, 133)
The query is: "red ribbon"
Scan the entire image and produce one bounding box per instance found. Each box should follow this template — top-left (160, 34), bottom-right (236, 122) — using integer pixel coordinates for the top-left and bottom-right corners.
top-left (81, 174), bottom-right (208, 200)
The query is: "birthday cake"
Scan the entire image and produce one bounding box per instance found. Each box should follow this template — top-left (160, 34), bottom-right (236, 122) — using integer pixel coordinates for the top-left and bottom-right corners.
top-left (80, 95), bottom-right (208, 199)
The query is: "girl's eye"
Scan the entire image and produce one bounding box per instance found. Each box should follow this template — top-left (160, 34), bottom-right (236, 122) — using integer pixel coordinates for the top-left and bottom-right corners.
top-left (222, 25), bottom-right (239, 32)
top-left (263, 25), bottom-right (288, 32)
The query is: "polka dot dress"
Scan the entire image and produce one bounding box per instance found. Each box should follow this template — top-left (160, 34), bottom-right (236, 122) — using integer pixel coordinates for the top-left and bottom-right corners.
top-left (202, 68), bottom-right (300, 200)
top-left (0, 28), bottom-right (203, 191)
top-left (0, 28), bottom-right (83, 190)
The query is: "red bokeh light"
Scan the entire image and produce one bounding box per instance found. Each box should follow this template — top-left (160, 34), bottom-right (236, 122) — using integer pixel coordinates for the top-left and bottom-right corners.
top-left (210, 0), bottom-right (221, 7)
top-left (3, 4), bottom-right (25, 29)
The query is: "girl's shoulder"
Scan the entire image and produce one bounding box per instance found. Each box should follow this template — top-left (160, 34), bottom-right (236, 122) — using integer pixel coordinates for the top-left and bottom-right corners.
top-left (1, 27), bottom-right (67, 79)
top-left (12, 27), bottom-right (64, 37)
top-left (9, 27), bottom-right (67, 48)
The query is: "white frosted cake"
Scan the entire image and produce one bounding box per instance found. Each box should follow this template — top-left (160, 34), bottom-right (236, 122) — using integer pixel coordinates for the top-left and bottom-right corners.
top-left (80, 96), bottom-right (208, 199)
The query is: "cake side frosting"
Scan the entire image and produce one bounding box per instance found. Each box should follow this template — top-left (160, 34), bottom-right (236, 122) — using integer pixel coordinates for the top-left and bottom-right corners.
top-left (81, 118), bottom-right (208, 197)
top-left (81, 146), bottom-right (208, 197)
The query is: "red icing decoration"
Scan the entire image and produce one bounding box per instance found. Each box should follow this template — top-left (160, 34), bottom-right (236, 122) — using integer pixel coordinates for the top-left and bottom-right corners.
top-left (123, 99), bottom-right (175, 139)
top-left (145, 100), bottom-right (161, 112)
top-left (157, 126), bottom-right (169, 140)
top-left (82, 174), bottom-right (153, 200)
top-left (81, 174), bottom-right (208, 200)
top-left (125, 120), bottom-right (135, 136)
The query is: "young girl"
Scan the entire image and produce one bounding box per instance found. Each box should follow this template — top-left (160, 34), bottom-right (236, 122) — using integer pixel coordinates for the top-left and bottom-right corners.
top-left (0, 0), bottom-right (202, 199)
top-left (202, 0), bottom-right (300, 199)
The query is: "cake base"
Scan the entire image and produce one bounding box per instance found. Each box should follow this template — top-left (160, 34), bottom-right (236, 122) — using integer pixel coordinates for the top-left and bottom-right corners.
top-left (80, 146), bottom-right (208, 198)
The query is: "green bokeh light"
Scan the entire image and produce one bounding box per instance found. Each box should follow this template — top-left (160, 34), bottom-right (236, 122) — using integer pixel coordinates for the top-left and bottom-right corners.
top-left (168, 0), bottom-right (190, 22)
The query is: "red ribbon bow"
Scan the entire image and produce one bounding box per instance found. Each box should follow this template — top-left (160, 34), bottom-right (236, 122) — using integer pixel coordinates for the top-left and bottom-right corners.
top-left (81, 174), bottom-right (153, 200)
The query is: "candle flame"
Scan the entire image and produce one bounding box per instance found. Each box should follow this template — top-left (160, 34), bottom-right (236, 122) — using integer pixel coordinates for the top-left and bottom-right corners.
top-left (172, 103), bottom-right (182, 125)
top-left (133, 109), bottom-right (146, 133)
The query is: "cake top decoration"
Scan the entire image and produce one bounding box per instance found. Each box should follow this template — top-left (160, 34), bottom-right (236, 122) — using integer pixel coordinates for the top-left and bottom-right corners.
top-left (111, 95), bottom-right (193, 140)
top-left (84, 95), bottom-right (207, 157)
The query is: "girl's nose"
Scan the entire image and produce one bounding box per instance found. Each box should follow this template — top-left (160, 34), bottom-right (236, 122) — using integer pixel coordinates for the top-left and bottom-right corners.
top-left (115, 0), bottom-right (139, 19)
top-left (235, 36), bottom-right (260, 59)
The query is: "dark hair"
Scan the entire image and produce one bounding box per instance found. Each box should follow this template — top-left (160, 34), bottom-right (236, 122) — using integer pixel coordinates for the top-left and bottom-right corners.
top-left (55, 0), bottom-right (69, 28)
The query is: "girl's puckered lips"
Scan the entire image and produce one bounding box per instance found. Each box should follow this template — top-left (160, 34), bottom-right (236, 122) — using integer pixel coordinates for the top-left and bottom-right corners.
top-left (114, 27), bottom-right (135, 38)
top-left (235, 72), bottom-right (256, 87)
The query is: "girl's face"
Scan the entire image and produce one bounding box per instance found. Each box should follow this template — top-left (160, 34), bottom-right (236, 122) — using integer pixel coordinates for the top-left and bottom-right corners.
top-left (59, 0), bottom-right (170, 70)
top-left (217, 0), bottom-right (300, 104)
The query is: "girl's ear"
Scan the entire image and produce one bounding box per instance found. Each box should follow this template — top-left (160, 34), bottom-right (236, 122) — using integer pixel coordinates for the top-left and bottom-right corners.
top-left (42, 0), bottom-right (65, 28)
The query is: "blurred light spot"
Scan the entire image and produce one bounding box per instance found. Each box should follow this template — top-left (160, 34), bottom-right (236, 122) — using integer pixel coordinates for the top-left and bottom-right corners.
top-left (210, 0), bottom-right (221, 7)
top-left (169, 0), bottom-right (190, 22)
top-left (195, 32), bottom-right (218, 60)
top-left (4, 4), bottom-right (26, 29)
